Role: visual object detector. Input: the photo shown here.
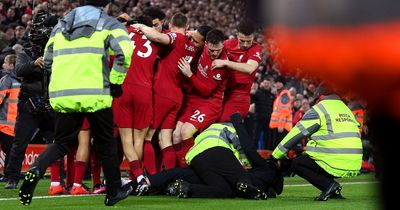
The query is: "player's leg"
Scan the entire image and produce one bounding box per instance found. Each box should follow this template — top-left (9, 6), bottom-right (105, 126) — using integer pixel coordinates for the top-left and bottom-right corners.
top-left (71, 127), bottom-right (91, 195)
top-left (143, 128), bottom-right (157, 175)
top-left (115, 87), bottom-right (142, 181)
top-left (178, 123), bottom-right (198, 167)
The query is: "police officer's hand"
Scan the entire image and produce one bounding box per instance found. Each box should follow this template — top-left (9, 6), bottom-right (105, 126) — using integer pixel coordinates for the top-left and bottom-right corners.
top-left (110, 84), bottom-right (123, 98)
top-left (34, 56), bottom-right (44, 68)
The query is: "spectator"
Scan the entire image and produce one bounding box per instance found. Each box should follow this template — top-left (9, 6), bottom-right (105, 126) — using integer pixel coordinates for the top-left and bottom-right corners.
top-left (0, 54), bottom-right (19, 182)
top-left (253, 77), bottom-right (275, 150)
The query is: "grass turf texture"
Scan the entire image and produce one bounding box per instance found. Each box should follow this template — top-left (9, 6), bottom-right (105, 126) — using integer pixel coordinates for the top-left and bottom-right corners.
top-left (0, 173), bottom-right (380, 210)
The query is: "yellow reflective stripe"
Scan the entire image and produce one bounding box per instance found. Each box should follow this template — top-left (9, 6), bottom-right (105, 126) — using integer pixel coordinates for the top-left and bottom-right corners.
top-left (11, 83), bottom-right (20, 88)
top-left (306, 147), bottom-right (362, 154)
top-left (53, 47), bottom-right (104, 57)
top-left (49, 88), bottom-right (110, 98)
top-left (311, 132), bottom-right (361, 140)
top-left (0, 120), bottom-right (15, 126)
top-left (277, 144), bottom-right (288, 153)
top-left (296, 122), bottom-right (310, 136)
top-left (4, 98), bottom-right (18, 103)
top-left (315, 103), bottom-right (333, 133)
top-left (114, 35), bottom-right (131, 43)
top-left (112, 64), bottom-right (128, 73)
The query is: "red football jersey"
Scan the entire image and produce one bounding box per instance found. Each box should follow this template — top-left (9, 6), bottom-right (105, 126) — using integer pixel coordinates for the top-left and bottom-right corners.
top-left (153, 32), bottom-right (197, 103)
top-left (124, 26), bottom-right (159, 87)
top-left (187, 46), bottom-right (229, 104)
top-left (224, 38), bottom-right (262, 95)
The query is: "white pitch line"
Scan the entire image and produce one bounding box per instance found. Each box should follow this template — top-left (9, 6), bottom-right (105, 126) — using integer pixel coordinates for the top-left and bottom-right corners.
top-left (284, 181), bottom-right (379, 187)
top-left (0, 181), bottom-right (379, 201)
top-left (0, 193), bottom-right (102, 201)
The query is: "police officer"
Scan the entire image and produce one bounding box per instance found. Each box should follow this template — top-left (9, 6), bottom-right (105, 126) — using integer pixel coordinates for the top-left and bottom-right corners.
top-left (4, 11), bottom-right (56, 190)
top-left (18, 0), bottom-right (133, 206)
top-left (271, 84), bottom-right (363, 201)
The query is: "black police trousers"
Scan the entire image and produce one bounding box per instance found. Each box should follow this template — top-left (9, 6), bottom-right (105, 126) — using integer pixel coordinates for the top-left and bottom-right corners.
top-left (32, 108), bottom-right (122, 196)
top-left (5, 100), bottom-right (54, 181)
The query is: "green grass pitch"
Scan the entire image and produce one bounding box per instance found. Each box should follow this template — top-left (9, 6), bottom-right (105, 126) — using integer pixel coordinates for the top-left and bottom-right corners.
top-left (0, 173), bottom-right (380, 210)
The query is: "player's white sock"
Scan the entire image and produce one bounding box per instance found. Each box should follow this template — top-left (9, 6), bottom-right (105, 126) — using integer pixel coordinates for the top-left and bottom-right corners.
top-left (73, 183), bottom-right (82, 187)
top-left (51, 182), bottom-right (60, 186)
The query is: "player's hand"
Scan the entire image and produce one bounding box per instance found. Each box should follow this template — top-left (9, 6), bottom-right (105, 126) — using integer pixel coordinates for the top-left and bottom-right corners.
top-left (178, 58), bottom-right (192, 77)
top-left (34, 56), bottom-right (44, 68)
top-left (131, 23), bottom-right (143, 30)
top-left (278, 127), bottom-right (284, 133)
top-left (186, 30), bottom-right (195, 38)
top-left (211, 59), bottom-right (226, 70)
top-left (118, 13), bottom-right (132, 22)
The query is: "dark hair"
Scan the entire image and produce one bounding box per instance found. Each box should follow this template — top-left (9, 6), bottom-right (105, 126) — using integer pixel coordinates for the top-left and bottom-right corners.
top-left (206, 29), bottom-right (225, 45)
top-left (171, 13), bottom-right (188, 28)
top-left (5, 54), bottom-right (16, 66)
top-left (85, 0), bottom-right (110, 7)
top-left (237, 20), bottom-right (256, 36)
top-left (129, 15), bottom-right (153, 27)
top-left (143, 6), bottom-right (166, 21)
top-left (275, 75), bottom-right (286, 85)
top-left (197, 25), bottom-right (213, 40)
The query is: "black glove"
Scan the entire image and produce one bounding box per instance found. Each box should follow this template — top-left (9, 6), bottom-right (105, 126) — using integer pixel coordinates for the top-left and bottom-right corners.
top-left (110, 84), bottom-right (123, 98)
top-left (230, 112), bottom-right (243, 124)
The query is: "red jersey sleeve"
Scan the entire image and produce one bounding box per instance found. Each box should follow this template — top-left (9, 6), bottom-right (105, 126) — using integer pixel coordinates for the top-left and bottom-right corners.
top-left (166, 32), bottom-right (177, 45)
top-left (188, 67), bottom-right (227, 97)
top-left (247, 44), bottom-right (263, 64)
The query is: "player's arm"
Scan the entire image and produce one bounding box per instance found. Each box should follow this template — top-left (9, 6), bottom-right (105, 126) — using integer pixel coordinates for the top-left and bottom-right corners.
top-left (132, 23), bottom-right (171, 45)
top-left (212, 59), bottom-right (259, 74)
top-left (178, 58), bottom-right (217, 97)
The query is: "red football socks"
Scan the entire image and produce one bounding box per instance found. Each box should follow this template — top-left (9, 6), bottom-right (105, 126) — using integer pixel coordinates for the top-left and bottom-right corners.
top-left (162, 146), bottom-right (176, 170)
top-left (143, 140), bottom-right (156, 175)
top-left (73, 161), bottom-right (87, 185)
top-left (49, 160), bottom-right (61, 182)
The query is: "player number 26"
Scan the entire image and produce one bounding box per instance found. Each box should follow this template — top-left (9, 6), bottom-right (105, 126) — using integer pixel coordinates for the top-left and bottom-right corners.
top-left (191, 110), bottom-right (205, 123)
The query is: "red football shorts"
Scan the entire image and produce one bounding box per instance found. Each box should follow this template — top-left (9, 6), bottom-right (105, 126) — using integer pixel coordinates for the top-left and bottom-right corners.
top-left (218, 93), bottom-right (250, 122)
top-left (152, 94), bottom-right (181, 129)
top-left (115, 84), bottom-right (153, 129)
top-left (81, 117), bottom-right (90, 130)
top-left (178, 100), bottom-right (222, 132)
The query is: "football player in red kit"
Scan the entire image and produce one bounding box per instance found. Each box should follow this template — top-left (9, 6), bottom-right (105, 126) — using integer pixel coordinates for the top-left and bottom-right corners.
top-left (212, 20), bottom-right (263, 122)
top-left (133, 13), bottom-right (196, 170)
top-left (114, 16), bottom-right (158, 181)
top-left (174, 29), bottom-right (229, 167)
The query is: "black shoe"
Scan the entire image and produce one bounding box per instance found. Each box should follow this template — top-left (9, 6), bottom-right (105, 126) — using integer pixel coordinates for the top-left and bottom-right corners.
top-left (104, 182), bottom-right (133, 206)
top-left (5, 179), bottom-right (17, 189)
top-left (272, 173), bottom-right (284, 195)
top-left (236, 182), bottom-right (268, 200)
top-left (165, 182), bottom-right (178, 196)
top-left (0, 174), bottom-right (7, 182)
top-left (19, 167), bottom-right (41, 205)
top-left (266, 187), bottom-right (277, 198)
top-left (173, 179), bottom-right (190, 198)
top-left (136, 177), bottom-right (150, 196)
top-left (330, 191), bottom-right (345, 199)
top-left (314, 181), bottom-right (342, 201)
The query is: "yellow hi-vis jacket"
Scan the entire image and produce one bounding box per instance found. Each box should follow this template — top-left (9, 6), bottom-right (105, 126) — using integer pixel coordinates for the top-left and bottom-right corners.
top-left (272, 94), bottom-right (362, 177)
top-left (185, 123), bottom-right (251, 168)
top-left (43, 5), bottom-right (133, 113)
